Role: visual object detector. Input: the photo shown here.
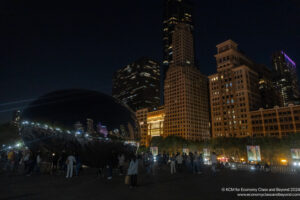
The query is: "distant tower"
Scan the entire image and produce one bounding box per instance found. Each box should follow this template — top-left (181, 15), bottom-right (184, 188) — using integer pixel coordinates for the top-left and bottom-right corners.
top-left (172, 23), bottom-right (194, 66)
top-left (164, 23), bottom-right (210, 141)
top-left (162, 0), bottom-right (194, 104)
top-left (272, 51), bottom-right (299, 106)
top-left (112, 58), bottom-right (160, 111)
top-left (74, 121), bottom-right (84, 133)
top-left (163, 0), bottom-right (194, 67)
top-left (86, 118), bottom-right (95, 134)
top-left (12, 110), bottom-right (21, 127)
top-left (256, 64), bottom-right (282, 108)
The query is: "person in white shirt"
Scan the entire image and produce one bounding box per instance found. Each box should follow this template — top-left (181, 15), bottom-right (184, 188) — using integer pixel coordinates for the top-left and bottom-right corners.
top-left (170, 155), bottom-right (176, 174)
top-left (118, 154), bottom-right (125, 175)
top-left (127, 155), bottom-right (138, 188)
top-left (66, 153), bottom-right (76, 178)
top-left (36, 153), bottom-right (41, 173)
top-left (176, 153), bottom-right (183, 172)
top-left (210, 152), bottom-right (217, 174)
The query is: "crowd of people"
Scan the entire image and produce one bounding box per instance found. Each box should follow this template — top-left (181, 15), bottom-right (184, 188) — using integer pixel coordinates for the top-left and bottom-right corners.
top-left (0, 149), bottom-right (82, 178)
top-left (1, 148), bottom-right (221, 189)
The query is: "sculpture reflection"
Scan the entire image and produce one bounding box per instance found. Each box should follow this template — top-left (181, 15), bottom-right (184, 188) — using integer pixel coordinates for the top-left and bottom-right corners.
top-left (20, 89), bottom-right (139, 167)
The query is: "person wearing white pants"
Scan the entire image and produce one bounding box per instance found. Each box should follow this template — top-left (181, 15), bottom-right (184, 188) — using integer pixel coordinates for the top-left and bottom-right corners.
top-left (66, 154), bottom-right (76, 178)
top-left (170, 156), bottom-right (176, 174)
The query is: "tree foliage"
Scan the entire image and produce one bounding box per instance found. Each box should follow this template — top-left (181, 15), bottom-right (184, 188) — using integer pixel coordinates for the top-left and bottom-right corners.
top-left (149, 134), bottom-right (300, 164)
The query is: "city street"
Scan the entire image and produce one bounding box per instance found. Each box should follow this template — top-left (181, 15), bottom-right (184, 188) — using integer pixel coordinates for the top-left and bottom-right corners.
top-left (1, 168), bottom-right (300, 200)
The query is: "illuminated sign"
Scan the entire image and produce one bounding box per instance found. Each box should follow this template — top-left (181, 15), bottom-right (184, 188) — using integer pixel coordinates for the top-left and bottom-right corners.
top-left (247, 145), bottom-right (261, 162)
top-left (281, 51), bottom-right (296, 67)
top-left (97, 123), bottom-right (108, 137)
top-left (291, 149), bottom-right (300, 159)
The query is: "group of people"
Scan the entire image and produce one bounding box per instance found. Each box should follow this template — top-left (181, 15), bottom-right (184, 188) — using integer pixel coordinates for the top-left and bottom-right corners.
top-left (0, 149), bottom-right (42, 176)
top-left (116, 151), bottom-right (219, 189)
top-left (0, 149), bottom-right (82, 178)
top-left (140, 152), bottom-right (209, 175)
top-left (1, 148), bottom-right (220, 189)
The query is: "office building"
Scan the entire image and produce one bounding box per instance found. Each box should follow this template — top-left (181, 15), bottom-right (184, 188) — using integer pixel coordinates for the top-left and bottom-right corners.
top-left (163, 0), bottom-right (194, 67)
top-left (251, 104), bottom-right (300, 137)
top-left (136, 107), bottom-right (165, 147)
top-left (161, 0), bottom-right (194, 104)
top-left (164, 23), bottom-right (210, 141)
top-left (112, 58), bottom-right (160, 111)
top-left (147, 107), bottom-right (165, 138)
top-left (272, 51), bottom-right (299, 106)
top-left (136, 108), bottom-right (148, 146)
top-left (257, 64), bottom-right (282, 108)
top-left (209, 40), bottom-right (261, 138)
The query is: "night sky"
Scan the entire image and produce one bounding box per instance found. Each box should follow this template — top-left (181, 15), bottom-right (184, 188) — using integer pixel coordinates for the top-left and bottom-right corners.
top-left (1, 0), bottom-right (299, 123)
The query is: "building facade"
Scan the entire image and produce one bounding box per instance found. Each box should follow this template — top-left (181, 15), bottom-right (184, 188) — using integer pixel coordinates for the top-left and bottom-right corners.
top-left (136, 108), bottom-right (148, 146)
top-left (272, 51), bottom-right (299, 106)
top-left (161, 0), bottom-right (194, 104)
top-left (163, 0), bottom-right (193, 67)
top-left (147, 107), bottom-right (165, 138)
top-left (164, 23), bottom-right (210, 141)
top-left (136, 107), bottom-right (165, 147)
top-left (209, 40), bottom-right (261, 138)
top-left (251, 105), bottom-right (300, 137)
top-left (257, 64), bottom-right (282, 108)
top-left (12, 110), bottom-right (21, 127)
top-left (112, 58), bottom-right (160, 111)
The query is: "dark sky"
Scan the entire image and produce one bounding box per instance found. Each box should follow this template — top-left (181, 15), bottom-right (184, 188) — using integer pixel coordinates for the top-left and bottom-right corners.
top-left (0, 0), bottom-right (299, 123)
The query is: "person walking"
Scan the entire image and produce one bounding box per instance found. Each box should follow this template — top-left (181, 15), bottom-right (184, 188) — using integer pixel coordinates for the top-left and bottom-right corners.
top-left (75, 154), bottom-right (81, 177)
top-left (26, 152), bottom-right (35, 176)
top-left (189, 153), bottom-right (194, 173)
top-left (211, 152), bottom-right (217, 174)
top-left (36, 152), bottom-right (42, 174)
top-left (23, 150), bottom-right (30, 174)
top-left (193, 152), bottom-right (198, 174)
top-left (198, 153), bottom-right (204, 174)
top-left (176, 153), bottom-right (183, 172)
top-left (118, 154), bottom-right (125, 175)
top-left (66, 153), bottom-right (76, 178)
top-left (170, 155), bottom-right (176, 174)
top-left (127, 155), bottom-right (139, 188)
top-left (7, 150), bottom-right (15, 172)
top-left (146, 153), bottom-right (153, 175)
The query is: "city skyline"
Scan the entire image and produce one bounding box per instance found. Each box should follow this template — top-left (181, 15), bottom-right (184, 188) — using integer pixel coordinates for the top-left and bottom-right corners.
top-left (1, 0), bottom-right (299, 123)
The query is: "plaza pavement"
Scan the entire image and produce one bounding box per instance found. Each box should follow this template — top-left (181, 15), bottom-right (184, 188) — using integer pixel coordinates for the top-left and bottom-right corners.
top-left (1, 167), bottom-right (300, 200)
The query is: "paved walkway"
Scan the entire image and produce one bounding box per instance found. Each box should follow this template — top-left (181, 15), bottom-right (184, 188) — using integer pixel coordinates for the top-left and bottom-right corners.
top-left (1, 167), bottom-right (300, 200)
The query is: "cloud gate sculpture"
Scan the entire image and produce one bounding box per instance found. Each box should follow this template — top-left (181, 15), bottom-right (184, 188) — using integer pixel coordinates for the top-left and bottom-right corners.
top-left (19, 89), bottom-right (139, 167)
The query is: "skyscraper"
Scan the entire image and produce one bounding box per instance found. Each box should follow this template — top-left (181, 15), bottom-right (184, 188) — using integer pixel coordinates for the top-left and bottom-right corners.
top-left (112, 57), bottom-right (160, 111)
top-left (164, 23), bottom-right (210, 141)
top-left (12, 110), bottom-right (21, 127)
top-left (163, 0), bottom-right (194, 67)
top-left (256, 64), bottom-right (282, 109)
top-left (272, 51), bottom-right (299, 106)
top-left (209, 40), bottom-right (261, 138)
top-left (161, 0), bottom-right (194, 104)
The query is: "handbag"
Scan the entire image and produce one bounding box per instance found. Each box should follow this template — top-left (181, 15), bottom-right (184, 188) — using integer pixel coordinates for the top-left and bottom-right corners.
top-left (125, 175), bottom-right (130, 185)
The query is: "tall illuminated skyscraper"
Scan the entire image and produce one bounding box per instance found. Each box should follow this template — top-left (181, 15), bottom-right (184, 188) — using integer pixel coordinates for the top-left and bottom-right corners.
top-left (163, 0), bottom-right (194, 67)
top-left (164, 23), bottom-right (210, 141)
top-left (161, 0), bottom-right (194, 103)
top-left (272, 51), bottom-right (299, 106)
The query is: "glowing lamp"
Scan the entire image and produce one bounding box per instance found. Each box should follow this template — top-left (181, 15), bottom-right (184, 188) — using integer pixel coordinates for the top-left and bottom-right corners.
top-left (280, 159), bottom-right (287, 163)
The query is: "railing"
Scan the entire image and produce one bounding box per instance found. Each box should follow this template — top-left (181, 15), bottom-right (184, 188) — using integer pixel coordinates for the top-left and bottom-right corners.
top-left (232, 162), bottom-right (298, 174)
